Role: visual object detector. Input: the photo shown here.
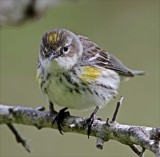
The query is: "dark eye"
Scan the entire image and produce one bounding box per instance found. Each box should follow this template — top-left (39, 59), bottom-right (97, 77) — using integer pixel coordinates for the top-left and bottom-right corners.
top-left (63, 46), bottom-right (68, 52)
top-left (40, 44), bottom-right (49, 57)
top-left (60, 46), bottom-right (69, 54)
top-left (43, 48), bottom-right (48, 54)
top-left (43, 47), bottom-right (50, 58)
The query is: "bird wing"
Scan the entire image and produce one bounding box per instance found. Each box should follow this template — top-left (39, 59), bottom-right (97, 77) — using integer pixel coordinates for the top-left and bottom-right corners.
top-left (78, 35), bottom-right (142, 77)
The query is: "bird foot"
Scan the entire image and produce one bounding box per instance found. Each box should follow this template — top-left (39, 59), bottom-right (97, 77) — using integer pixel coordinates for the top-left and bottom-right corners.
top-left (84, 106), bottom-right (99, 138)
top-left (51, 107), bottom-right (70, 135)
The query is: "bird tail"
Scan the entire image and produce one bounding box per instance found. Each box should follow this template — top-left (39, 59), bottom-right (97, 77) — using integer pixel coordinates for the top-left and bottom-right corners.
top-left (129, 69), bottom-right (145, 76)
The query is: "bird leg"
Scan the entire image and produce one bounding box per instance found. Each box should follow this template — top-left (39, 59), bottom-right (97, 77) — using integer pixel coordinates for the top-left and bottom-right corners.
top-left (49, 101), bottom-right (57, 114)
top-left (49, 102), bottom-right (70, 135)
top-left (85, 106), bottom-right (99, 138)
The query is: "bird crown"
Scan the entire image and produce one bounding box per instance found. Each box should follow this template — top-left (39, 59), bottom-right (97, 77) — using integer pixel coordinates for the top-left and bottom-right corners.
top-left (48, 32), bottom-right (58, 43)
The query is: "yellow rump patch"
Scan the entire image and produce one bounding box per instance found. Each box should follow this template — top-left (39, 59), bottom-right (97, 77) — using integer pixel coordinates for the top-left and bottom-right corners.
top-left (48, 33), bottom-right (58, 43)
top-left (81, 66), bottom-right (102, 82)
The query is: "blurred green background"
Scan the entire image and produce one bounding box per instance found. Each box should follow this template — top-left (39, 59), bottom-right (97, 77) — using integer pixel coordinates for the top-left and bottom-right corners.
top-left (0, 1), bottom-right (159, 157)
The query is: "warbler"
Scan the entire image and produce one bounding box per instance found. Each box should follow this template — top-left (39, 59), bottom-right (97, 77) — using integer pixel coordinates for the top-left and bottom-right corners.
top-left (36, 28), bottom-right (144, 137)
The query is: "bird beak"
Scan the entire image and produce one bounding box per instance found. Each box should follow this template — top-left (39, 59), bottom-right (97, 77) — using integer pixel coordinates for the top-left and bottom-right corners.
top-left (49, 51), bottom-right (60, 60)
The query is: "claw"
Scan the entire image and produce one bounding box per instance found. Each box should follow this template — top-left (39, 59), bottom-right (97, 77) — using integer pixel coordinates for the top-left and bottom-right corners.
top-left (84, 106), bottom-right (99, 138)
top-left (52, 107), bottom-right (69, 135)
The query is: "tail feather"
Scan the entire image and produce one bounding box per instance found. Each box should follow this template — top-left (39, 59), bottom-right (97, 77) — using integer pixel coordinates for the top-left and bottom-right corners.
top-left (129, 69), bottom-right (145, 76)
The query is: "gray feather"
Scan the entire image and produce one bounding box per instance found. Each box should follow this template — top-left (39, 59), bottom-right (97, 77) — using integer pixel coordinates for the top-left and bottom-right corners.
top-left (79, 35), bottom-right (145, 77)
top-left (107, 54), bottom-right (145, 77)
top-left (128, 69), bottom-right (145, 76)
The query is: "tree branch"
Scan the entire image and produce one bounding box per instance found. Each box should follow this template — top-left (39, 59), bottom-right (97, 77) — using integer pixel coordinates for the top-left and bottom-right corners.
top-left (7, 123), bottom-right (30, 152)
top-left (0, 102), bottom-right (159, 157)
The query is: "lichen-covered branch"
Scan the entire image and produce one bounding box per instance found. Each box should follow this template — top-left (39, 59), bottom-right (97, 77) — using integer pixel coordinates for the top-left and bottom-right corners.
top-left (0, 104), bottom-right (159, 157)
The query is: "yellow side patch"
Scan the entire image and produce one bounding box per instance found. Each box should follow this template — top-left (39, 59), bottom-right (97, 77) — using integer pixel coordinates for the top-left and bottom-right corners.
top-left (48, 32), bottom-right (58, 43)
top-left (36, 71), bottom-right (41, 85)
top-left (81, 66), bottom-right (102, 82)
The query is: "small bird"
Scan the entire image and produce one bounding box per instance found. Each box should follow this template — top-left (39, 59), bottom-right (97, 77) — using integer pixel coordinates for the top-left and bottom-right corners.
top-left (36, 28), bottom-right (144, 137)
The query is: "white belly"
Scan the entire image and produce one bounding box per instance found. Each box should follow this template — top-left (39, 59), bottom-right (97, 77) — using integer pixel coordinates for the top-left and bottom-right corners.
top-left (43, 70), bottom-right (120, 110)
top-left (45, 76), bottom-right (103, 109)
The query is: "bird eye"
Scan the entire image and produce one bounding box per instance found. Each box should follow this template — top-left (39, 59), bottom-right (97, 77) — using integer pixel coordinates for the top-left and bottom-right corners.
top-left (44, 47), bottom-right (48, 54)
top-left (60, 46), bottom-right (69, 54)
top-left (63, 46), bottom-right (68, 52)
top-left (40, 44), bottom-right (49, 57)
top-left (42, 47), bottom-right (50, 58)
top-left (40, 44), bottom-right (48, 57)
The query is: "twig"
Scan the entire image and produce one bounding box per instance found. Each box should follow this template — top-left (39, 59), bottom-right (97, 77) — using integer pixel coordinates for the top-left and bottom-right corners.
top-left (7, 123), bottom-right (30, 153)
top-left (111, 96), bottom-right (123, 122)
top-left (0, 102), bottom-right (159, 157)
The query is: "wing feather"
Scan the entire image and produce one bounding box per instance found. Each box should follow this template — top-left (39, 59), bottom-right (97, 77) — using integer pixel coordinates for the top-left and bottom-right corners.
top-left (78, 35), bottom-right (134, 77)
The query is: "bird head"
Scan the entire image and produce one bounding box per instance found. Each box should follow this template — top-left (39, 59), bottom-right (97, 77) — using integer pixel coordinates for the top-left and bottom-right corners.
top-left (39, 28), bottom-right (83, 72)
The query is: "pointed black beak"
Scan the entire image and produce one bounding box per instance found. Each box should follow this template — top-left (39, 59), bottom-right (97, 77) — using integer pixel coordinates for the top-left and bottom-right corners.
top-left (48, 51), bottom-right (61, 60)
